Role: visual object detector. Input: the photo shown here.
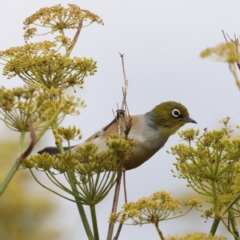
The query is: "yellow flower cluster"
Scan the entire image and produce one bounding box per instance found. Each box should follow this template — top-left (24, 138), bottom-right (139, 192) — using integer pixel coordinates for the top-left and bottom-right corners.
top-left (110, 191), bottom-right (201, 225)
top-left (0, 42), bottom-right (97, 89)
top-left (23, 4), bottom-right (104, 41)
top-left (201, 42), bottom-right (239, 63)
top-left (0, 85), bottom-right (83, 132)
top-left (23, 134), bottom-right (136, 173)
top-left (170, 118), bottom-right (240, 218)
top-left (167, 232), bottom-right (226, 240)
top-left (201, 41), bottom-right (240, 89)
top-left (22, 134), bottom-right (136, 205)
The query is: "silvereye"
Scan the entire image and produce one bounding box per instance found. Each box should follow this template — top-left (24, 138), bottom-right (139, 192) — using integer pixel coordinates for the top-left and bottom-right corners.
top-left (38, 101), bottom-right (196, 170)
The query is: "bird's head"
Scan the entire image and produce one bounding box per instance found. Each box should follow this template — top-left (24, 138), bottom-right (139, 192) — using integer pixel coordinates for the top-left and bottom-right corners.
top-left (152, 101), bottom-right (196, 137)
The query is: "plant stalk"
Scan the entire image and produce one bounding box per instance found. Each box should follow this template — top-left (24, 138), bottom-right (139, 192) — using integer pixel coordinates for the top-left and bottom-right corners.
top-left (209, 217), bottom-right (220, 236)
top-left (229, 210), bottom-right (239, 240)
top-left (113, 171), bottom-right (127, 240)
top-left (0, 131), bottom-right (26, 195)
top-left (90, 204), bottom-right (99, 240)
top-left (154, 223), bottom-right (165, 240)
top-left (209, 179), bottom-right (221, 236)
top-left (0, 161), bottom-right (21, 195)
top-left (107, 171), bottom-right (122, 240)
top-left (67, 171), bottom-right (94, 240)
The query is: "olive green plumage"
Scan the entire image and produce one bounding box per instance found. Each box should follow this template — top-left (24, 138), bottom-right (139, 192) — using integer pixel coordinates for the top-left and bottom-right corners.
top-left (153, 101), bottom-right (196, 138)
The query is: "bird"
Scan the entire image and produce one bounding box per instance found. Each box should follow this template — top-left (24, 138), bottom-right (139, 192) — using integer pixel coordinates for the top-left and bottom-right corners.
top-left (38, 101), bottom-right (196, 170)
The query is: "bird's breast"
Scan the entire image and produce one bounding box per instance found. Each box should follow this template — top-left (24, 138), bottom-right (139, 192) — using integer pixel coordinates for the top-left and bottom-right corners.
top-left (77, 114), bottom-right (169, 170)
top-left (124, 115), bottom-right (168, 170)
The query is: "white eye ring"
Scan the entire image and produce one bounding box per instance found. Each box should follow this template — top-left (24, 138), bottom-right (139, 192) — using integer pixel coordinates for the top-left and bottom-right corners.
top-left (172, 109), bottom-right (180, 118)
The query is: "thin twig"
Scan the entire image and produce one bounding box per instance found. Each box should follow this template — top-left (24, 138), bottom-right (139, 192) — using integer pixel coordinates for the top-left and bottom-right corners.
top-left (107, 172), bottom-right (122, 240)
top-left (222, 30), bottom-right (240, 70)
top-left (222, 30), bottom-right (229, 43)
top-left (113, 222), bottom-right (123, 240)
top-left (123, 170), bottom-right (127, 203)
top-left (113, 170), bottom-right (128, 240)
top-left (119, 53), bottom-right (128, 110)
top-left (107, 53), bottom-right (132, 240)
top-left (66, 20), bottom-right (83, 57)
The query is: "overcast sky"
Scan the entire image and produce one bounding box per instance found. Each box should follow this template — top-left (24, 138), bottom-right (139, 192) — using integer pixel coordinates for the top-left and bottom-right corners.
top-left (1, 1), bottom-right (240, 239)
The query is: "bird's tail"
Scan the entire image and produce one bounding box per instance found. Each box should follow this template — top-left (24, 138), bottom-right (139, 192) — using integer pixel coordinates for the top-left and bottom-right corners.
top-left (37, 146), bottom-right (73, 155)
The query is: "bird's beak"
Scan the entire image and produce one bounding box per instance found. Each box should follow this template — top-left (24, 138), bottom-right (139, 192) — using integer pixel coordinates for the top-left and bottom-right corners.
top-left (181, 117), bottom-right (197, 124)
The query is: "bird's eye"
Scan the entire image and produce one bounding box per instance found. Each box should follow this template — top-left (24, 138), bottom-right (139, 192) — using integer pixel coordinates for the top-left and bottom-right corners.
top-left (172, 109), bottom-right (180, 118)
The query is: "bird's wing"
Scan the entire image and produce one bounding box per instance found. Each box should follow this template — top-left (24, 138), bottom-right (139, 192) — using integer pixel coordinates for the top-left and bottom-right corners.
top-left (85, 118), bottom-right (117, 142)
top-left (37, 118), bottom-right (118, 155)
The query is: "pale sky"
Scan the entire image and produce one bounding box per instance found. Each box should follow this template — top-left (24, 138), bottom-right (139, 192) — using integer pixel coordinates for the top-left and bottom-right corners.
top-left (1, 1), bottom-right (240, 239)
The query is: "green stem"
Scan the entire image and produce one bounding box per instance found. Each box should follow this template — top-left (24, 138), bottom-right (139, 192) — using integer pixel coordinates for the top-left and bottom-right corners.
top-left (209, 217), bottom-right (221, 236)
top-left (229, 210), bottom-right (239, 240)
top-left (0, 106), bottom-right (64, 196)
top-left (67, 171), bottom-right (94, 240)
top-left (211, 179), bottom-right (218, 213)
top-left (29, 169), bottom-right (78, 202)
top-left (35, 106), bottom-right (62, 143)
top-left (222, 191), bottom-right (240, 216)
top-left (59, 26), bottom-right (68, 53)
top-left (209, 179), bottom-right (221, 236)
top-left (154, 223), bottom-right (165, 240)
top-left (2, 106), bottom-right (63, 197)
top-left (220, 218), bottom-right (239, 240)
top-left (0, 161), bottom-right (20, 196)
top-left (18, 131), bottom-right (26, 154)
top-left (0, 131), bottom-right (26, 196)
top-left (230, 63), bottom-right (240, 89)
top-left (90, 205), bottom-right (99, 240)
top-left (49, 97), bottom-right (93, 238)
